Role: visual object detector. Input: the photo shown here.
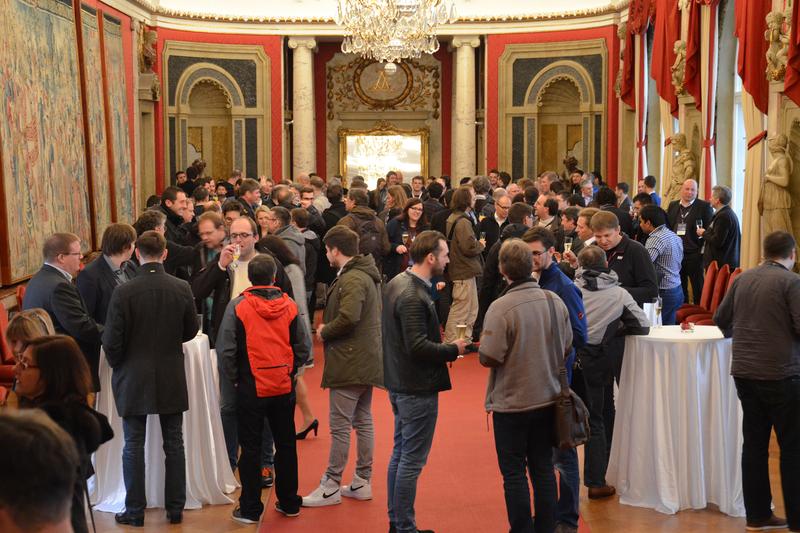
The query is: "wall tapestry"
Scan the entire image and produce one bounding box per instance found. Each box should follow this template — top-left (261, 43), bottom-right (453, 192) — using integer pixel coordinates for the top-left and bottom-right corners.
top-left (104, 14), bottom-right (134, 223)
top-left (82, 5), bottom-right (112, 244)
top-left (0, 0), bottom-right (90, 282)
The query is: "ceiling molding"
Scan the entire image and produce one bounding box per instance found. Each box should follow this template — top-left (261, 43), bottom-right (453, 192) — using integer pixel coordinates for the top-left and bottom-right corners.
top-left (105, 0), bottom-right (629, 30)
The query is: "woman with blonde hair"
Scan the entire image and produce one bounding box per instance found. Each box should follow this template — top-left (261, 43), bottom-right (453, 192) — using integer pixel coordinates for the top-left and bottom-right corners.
top-left (6, 308), bottom-right (55, 360)
top-left (255, 205), bottom-right (271, 238)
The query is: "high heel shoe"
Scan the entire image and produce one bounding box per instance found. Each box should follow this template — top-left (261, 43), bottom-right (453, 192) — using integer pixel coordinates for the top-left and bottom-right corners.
top-left (296, 419), bottom-right (319, 440)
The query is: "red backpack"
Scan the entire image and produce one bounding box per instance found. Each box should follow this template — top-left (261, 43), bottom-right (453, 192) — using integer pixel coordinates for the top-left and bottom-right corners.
top-left (235, 287), bottom-right (298, 398)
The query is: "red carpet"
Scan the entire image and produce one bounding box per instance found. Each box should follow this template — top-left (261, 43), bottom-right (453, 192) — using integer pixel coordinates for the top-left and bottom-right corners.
top-left (258, 333), bottom-right (590, 533)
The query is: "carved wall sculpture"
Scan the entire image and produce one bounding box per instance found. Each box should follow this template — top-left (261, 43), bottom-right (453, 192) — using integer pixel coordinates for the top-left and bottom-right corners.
top-left (671, 40), bottom-right (687, 96)
top-left (666, 132), bottom-right (697, 204)
top-left (765, 10), bottom-right (790, 82)
top-left (324, 53), bottom-right (443, 178)
top-left (767, 132), bottom-right (795, 239)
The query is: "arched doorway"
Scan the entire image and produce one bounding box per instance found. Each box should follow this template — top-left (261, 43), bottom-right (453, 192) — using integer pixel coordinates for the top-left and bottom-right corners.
top-left (536, 77), bottom-right (584, 175)
top-left (186, 80), bottom-right (233, 180)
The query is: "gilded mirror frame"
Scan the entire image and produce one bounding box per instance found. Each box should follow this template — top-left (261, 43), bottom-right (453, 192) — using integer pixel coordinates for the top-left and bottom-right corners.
top-left (338, 121), bottom-right (430, 183)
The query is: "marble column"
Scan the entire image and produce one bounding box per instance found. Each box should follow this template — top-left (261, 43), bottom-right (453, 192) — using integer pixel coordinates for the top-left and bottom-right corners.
top-left (288, 36), bottom-right (316, 179)
top-left (452, 36), bottom-right (480, 179)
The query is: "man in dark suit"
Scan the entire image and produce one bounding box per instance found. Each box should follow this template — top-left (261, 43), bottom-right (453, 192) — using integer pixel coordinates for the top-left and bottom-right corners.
top-left (103, 231), bottom-right (199, 527)
top-left (616, 182), bottom-right (632, 213)
top-left (479, 193), bottom-right (511, 256)
top-left (23, 233), bottom-right (103, 390)
top-left (158, 186), bottom-right (192, 246)
top-left (76, 223), bottom-right (137, 382)
top-left (596, 187), bottom-right (633, 237)
top-left (236, 178), bottom-right (261, 220)
top-left (698, 185), bottom-right (741, 269)
top-left (666, 179), bottom-right (714, 303)
top-left (422, 181), bottom-right (445, 222)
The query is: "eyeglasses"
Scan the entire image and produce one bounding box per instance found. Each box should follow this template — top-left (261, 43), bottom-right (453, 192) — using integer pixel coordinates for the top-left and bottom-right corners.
top-left (530, 250), bottom-right (548, 257)
top-left (15, 358), bottom-right (38, 371)
top-left (230, 233), bottom-right (253, 240)
top-left (409, 206), bottom-right (424, 212)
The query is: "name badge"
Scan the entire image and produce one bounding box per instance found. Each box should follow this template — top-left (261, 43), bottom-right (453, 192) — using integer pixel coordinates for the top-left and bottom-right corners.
top-left (676, 223), bottom-right (687, 236)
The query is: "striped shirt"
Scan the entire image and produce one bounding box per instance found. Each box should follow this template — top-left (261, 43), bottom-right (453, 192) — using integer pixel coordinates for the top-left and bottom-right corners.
top-left (645, 225), bottom-right (683, 290)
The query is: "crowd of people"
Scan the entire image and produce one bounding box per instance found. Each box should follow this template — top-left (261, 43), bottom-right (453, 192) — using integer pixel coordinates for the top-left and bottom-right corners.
top-left (7, 158), bottom-right (799, 533)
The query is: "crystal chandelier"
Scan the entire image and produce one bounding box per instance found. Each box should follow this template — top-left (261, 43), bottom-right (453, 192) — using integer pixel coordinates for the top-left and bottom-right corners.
top-left (336, 0), bottom-right (457, 64)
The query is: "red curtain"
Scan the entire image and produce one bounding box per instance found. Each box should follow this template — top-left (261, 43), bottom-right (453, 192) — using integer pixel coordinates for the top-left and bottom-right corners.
top-left (785, 0), bottom-right (800, 106)
top-left (620, 0), bottom-right (653, 110)
top-left (684, 0), bottom-right (702, 109)
top-left (734, 0), bottom-right (770, 114)
top-left (651, 0), bottom-right (680, 117)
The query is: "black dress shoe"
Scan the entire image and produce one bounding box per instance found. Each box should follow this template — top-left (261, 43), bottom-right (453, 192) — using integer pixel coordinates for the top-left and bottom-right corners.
top-left (167, 511), bottom-right (182, 524)
top-left (115, 512), bottom-right (144, 527)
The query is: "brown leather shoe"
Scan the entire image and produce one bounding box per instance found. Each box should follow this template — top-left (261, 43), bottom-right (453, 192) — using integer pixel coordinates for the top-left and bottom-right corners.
top-left (588, 485), bottom-right (616, 500)
top-left (745, 514), bottom-right (787, 531)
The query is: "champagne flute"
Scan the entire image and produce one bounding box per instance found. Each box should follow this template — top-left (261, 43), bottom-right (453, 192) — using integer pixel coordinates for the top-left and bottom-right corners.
top-left (654, 296), bottom-right (662, 327)
top-left (402, 232), bottom-right (410, 246)
top-left (232, 244), bottom-right (241, 269)
top-left (480, 231), bottom-right (487, 243)
top-left (563, 236), bottom-right (573, 255)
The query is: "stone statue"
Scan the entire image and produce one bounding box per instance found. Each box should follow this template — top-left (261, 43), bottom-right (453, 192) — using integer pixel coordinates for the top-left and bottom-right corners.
top-left (759, 134), bottom-right (794, 238)
top-left (671, 41), bottom-right (686, 96)
top-left (140, 29), bottom-right (157, 74)
top-left (617, 22), bottom-right (626, 62)
top-left (765, 10), bottom-right (789, 82)
top-left (666, 133), bottom-right (696, 204)
top-left (614, 70), bottom-right (622, 98)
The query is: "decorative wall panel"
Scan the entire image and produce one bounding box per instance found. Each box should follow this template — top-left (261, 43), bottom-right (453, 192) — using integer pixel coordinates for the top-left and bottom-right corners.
top-left (0, 0), bottom-right (90, 282)
top-left (81, 5), bottom-right (112, 245)
top-left (103, 14), bottom-right (134, 223)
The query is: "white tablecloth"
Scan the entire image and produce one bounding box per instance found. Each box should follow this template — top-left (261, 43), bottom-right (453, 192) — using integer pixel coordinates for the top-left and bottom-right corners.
top-left (89, 334), bottom-right (238, 512)
top-left (606, 326), bottom-right (745, 517)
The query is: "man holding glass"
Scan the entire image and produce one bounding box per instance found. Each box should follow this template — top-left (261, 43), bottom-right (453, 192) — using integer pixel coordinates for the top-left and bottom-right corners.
top-left (666, 179), bottom-right (713, 304)
top-left (382, 230), bottom-right (468, 533)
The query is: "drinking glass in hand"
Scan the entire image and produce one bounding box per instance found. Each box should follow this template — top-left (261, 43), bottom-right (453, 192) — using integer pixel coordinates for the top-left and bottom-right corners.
top-left (402, 232), bottom-right (410, 246)
top-left (654, 296), bottom-right (663, 327)
top-left (563, 236), bottom-right (573, 254)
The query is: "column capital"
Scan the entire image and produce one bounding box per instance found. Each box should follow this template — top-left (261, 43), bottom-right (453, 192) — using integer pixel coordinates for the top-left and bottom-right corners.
top-left (288, 36), bottom-right (317, 51)
top-left (451, 35), bottom-right (480, 49)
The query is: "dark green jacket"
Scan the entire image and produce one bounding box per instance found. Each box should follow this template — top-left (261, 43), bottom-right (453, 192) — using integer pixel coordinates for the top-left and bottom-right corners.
top-left (320, 254), bottom-right (384, 388)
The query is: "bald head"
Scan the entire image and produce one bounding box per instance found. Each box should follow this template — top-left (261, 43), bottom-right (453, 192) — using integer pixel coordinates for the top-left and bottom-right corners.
top-left (680, 179), bottom-right (698, 204)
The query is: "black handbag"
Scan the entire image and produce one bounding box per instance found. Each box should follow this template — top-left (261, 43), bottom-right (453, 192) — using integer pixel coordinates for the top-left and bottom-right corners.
top-left (545, 293), bottom-right (591, 449)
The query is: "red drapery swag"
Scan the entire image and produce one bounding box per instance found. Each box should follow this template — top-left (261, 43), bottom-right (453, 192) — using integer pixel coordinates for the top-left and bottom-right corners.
top-left (620, 0), bottom-right (654, 110)
top-left (651, 0), bottom-right (681, 117)
top-left (734, 0), bottom-right (770, 114)
top-left (785, 0), bottom-right (800, 107)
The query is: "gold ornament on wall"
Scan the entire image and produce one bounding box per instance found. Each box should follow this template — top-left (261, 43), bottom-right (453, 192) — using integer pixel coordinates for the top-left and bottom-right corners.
top-left (666, 133), bottom-right (697, 205)
top-left (765, 10), bottom-right (790, 82)
top-left (327, 57), bottom-right (440, 119)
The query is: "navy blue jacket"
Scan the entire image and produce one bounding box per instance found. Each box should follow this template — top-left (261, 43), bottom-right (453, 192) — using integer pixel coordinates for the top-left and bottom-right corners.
top-left (538, 261), bottom-right (588, 383)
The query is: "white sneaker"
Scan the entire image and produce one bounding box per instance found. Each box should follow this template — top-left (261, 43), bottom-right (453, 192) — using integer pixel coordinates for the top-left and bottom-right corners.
top-left (301, 476), bottom-right (341, 507)
top-left (341, 474), bottom-right (372, 500)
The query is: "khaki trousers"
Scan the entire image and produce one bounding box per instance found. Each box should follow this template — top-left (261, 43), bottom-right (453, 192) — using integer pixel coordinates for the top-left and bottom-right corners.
top-left (444, 277), bottom-right (479, 342)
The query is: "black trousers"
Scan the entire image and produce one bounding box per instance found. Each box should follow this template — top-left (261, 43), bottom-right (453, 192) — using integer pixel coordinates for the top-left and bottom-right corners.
top-left (680, 251), bottom-right (704, 304)
top-left (493, 407), bottom-right (557, 533)
top-left (237, 389), bottom-right (301, 519)
top-left (735, 377), bottom-right (800, 529)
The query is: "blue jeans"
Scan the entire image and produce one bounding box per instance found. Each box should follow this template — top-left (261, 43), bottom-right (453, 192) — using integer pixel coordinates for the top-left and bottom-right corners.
top-left (553, 447), bottom-right (580, 528)
top-left (387, 392), bottom-right (439, 533)
top-left (122, 413), bottom-right (185, 515)
top-left (493, 407), bottom-right (557, 533)
top-left (659, 285), bottom-right (684, 326)
top-left (219, 365), bottom-right (274, 470)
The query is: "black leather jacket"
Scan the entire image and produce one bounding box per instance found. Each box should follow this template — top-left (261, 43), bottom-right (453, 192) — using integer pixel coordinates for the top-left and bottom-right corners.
top-left (382, 271), bottom-right (459, 394)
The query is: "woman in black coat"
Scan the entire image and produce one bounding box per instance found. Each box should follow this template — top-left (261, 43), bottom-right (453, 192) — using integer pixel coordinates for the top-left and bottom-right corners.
top-left (385, 198), bottom-right (430, 280)
top-left (14, 335), bottom-right (113, 533)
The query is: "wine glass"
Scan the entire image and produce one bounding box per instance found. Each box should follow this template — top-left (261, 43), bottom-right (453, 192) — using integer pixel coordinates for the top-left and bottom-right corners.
top-left (654, 296), bottom-right (663, 327)
top-left (696, 219), bottom-right (704, 231)
top-left (232, 244), bottom-right (241, 269)
top-left (402, 232), bottom-right (410, 246)
top-left (564, 236), bottom-right (573, 254)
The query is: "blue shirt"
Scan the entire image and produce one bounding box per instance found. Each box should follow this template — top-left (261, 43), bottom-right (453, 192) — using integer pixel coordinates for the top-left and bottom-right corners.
top-left (645, 224), bottom-right (683, 290)
top-left (650, 191), bottom-right (661, 207)
top-left (539, 261), bottom-right (589, 383)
